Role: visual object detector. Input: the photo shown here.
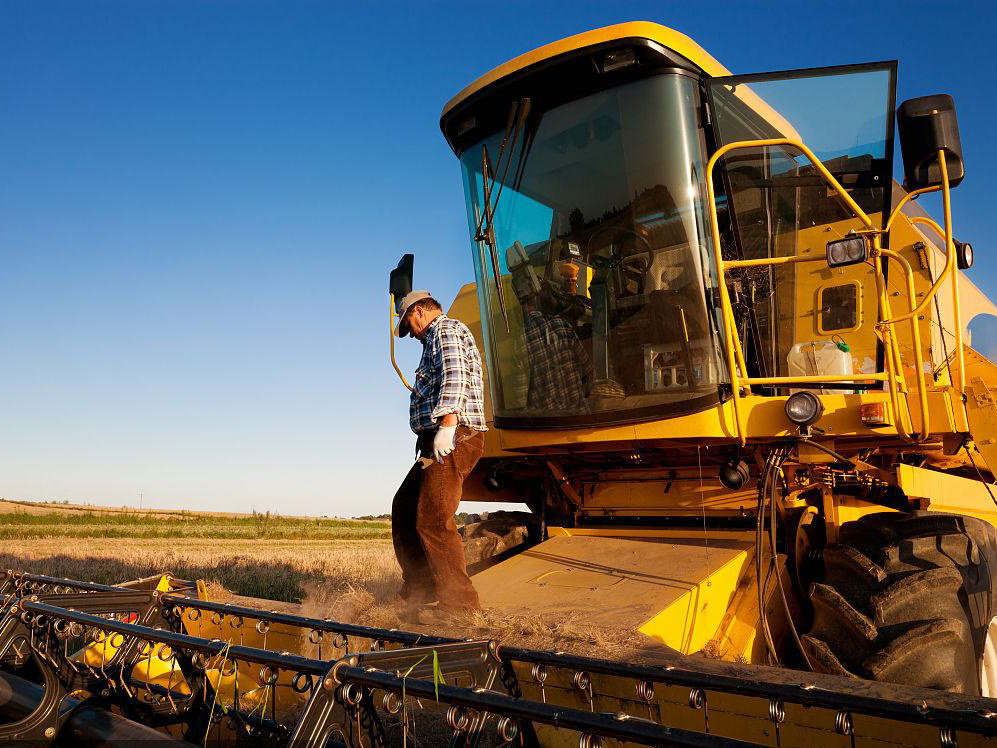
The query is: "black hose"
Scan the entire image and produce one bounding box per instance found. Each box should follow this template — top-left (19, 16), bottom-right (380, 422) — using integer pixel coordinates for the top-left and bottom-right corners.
top-left (796, 437), bottom-right (854, 466)
top-left (755, 449), bottom-right (780, 666)
top-left (768, 448), bottom-right (813, 669)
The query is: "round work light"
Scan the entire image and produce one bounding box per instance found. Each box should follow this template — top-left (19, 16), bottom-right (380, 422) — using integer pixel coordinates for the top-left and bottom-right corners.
top-left (718, 458), bottom-right (750, 490)
top-left (785, 391), bottom-right (824, 427)
top-left (955, 240), bottom-right (974, 270)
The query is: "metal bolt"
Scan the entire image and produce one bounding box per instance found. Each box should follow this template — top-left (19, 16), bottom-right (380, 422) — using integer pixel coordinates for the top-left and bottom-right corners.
top-left (44, 727), bottom-right (56, 739)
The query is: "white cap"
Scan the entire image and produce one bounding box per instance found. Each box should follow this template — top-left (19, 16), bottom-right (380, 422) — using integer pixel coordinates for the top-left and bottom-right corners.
top-left (395, 290), bottom-right (433, 337)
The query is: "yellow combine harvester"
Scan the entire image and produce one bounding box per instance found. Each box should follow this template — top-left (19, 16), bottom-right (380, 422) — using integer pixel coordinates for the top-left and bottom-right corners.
top-left (389, 21), bottom-right (997, 696)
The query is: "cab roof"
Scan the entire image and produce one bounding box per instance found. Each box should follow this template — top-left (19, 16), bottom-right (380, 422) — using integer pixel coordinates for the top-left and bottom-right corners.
top-left (441, 21), bottom-right (731, 120)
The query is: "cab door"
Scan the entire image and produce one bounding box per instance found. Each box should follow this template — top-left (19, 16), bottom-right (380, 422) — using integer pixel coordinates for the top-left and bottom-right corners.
top-left (706, 62), bottom-right (899, 389)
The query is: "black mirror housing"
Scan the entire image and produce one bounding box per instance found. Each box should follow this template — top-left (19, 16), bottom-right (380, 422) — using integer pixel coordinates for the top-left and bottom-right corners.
top-left (897, 94), bottom-right (964, 190)
top-left (389, 254), bottom-right (414, 301)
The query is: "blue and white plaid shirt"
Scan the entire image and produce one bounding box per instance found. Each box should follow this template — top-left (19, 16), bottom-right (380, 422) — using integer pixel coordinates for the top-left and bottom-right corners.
top-left (409, 315), bottom-right (488, 434)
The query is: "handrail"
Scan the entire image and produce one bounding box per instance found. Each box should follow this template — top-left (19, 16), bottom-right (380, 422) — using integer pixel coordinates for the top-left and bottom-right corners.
top-left (724, 253), bottom-right (825, 269)
top-left (389, 293), bottom-right (413, 391)
top-left (938, 153), bottom-right (965, 393)
top-left (884, 184), bottom-right (940, 233)
top-left (704, 137), bottom-right (918, 444)
top-left (869, 233), bottom-right (919, 440)
top-left (890, 159), bottom-right (964, 394)
top-left (745, 373), bottom-right (889, 386)
top-left (878, 248), bottom-right (930, 439)
top-left (880, 218), bottom-right (956, 326)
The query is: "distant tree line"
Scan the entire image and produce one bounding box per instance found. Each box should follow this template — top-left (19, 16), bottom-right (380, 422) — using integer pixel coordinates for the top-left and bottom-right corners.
top-left (354, 512), bottom-right (487, 525)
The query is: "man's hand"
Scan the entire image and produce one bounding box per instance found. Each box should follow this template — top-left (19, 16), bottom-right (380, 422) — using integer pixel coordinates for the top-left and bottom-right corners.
top-left (433, 424), bottom-right (457, 463)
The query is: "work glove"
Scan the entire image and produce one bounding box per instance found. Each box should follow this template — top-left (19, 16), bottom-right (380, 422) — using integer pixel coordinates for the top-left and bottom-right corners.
top-left (433, 425), bottom-right (457, 464)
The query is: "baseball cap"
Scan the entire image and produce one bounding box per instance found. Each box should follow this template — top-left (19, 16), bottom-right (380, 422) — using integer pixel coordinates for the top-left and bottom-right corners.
top-left (395, 290), bottom-right (432, 337)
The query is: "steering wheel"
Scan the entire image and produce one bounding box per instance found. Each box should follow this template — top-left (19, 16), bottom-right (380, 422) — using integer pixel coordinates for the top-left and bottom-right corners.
top-left (585, 225), bottom-right (653, 295)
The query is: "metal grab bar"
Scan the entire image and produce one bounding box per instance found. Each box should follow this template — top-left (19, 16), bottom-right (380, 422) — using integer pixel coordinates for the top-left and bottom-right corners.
top-left (389, 293), bottom-right (413, 391)
top-left (878, 248), bottom-right (930, 439)
top-left (901, 169), bottom-right (964, 394)
top-left (880, 221), bottom-right (956, 327)
top-left (704, 137), bottom-right (918, 444)
top-left (883, 184), bottom-right (941, 233)
top-left (875, 153), bottom-right (961, 399)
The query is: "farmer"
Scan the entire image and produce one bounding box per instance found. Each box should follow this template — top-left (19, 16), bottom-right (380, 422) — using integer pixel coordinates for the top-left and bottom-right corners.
top-left (391, 291), bottom-right (486, 614)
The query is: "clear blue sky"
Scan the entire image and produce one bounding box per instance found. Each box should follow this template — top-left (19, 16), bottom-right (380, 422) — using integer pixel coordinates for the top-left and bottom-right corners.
top-left (2, 1), bottom-right (995, 516)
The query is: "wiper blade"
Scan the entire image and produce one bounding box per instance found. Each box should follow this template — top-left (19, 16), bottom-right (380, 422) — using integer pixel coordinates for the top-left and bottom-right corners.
top-left (479, 147), bottom-right (508, 331)
top-left (474, 98), bottom-right (532, 333)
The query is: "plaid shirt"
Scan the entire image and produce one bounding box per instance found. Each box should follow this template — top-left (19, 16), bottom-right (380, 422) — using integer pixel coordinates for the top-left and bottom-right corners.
top-left (410, 315), bottom-right (487, 433)
top-left (521, 310), bottom-right (590, 412)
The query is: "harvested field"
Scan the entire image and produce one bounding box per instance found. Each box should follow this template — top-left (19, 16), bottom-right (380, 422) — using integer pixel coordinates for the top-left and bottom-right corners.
top-left (2, 534), bottom-right (673, 664)
top-left (1, 537), bottom-right (398, 602)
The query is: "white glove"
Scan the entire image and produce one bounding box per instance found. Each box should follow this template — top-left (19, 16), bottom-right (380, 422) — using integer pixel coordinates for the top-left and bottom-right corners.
top-left (433, 425), bottom-right (457, 463)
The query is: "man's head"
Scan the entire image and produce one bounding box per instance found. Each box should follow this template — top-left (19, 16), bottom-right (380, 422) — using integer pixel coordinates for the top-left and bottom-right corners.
top-left (396, 291), bottom-right (443, 340)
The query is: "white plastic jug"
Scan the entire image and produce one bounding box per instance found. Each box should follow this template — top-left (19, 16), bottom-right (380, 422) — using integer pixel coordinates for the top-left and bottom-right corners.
top-left (786, 341), bottom-right (854, 395)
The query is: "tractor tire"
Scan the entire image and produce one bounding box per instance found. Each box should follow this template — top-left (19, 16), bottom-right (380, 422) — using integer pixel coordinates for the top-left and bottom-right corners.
top-left (802, 511), bottom-right (997, 695)
top-left (459, 511), bottom-right (540, 573)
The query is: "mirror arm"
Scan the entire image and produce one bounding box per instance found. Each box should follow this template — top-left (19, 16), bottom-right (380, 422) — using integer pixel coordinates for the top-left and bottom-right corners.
top-left (389, 294), bottom-right (413, 391)
top-left (884, 184), bottom-right (941, 234)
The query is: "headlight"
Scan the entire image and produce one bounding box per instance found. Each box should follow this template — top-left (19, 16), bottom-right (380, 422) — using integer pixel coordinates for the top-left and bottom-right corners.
top-left (955, 240), bottom-right (974, 270)
top-left (785, 391), bottom-right (823, 426)
top-left (826, 236), bottom-right (868, 268)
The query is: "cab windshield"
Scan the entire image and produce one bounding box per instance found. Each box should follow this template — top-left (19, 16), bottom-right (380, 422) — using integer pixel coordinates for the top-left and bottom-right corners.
top-left (459, 74), bottom-right (726, 426)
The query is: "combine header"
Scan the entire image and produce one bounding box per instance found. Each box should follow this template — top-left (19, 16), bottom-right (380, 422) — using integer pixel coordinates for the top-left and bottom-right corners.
top-left (2, 570), bottom-right (997, 746)
top-left (8, 18), bottom-right (997, 748)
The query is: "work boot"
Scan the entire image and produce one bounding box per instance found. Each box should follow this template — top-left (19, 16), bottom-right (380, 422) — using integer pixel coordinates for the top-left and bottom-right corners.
top-left (437, 603), bottom-right (481, 621)
top-left (399, 600), bottom-right (440, 625)
top-left (398, 583), bottom-right (437, 606)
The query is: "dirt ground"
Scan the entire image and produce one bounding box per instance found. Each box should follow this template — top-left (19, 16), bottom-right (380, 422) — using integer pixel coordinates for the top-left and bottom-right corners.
top-left (2, 535), bottom-right (675, 663)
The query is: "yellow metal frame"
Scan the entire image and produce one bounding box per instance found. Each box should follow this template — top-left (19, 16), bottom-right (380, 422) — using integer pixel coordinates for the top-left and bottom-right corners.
top-left (706, 141), bottom-right (959, 445)
top-left (389, 293), bottom-right (413, 391)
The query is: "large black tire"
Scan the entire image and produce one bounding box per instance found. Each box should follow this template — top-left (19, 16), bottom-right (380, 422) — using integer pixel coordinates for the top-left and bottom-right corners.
top-left (803, 511), bottom-right (997, 694)
top-left (459, 511), bottom-right (540, 573)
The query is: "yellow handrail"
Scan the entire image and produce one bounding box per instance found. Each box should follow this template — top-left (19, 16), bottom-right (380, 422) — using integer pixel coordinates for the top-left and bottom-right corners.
top-left (938, 153), bottom-right (965, 394)
top-left (878, 248), bottom-right (930, 439)
top-left (389, 294), bottom-right (413, 391)
top-left (704, 137), bottom-right (919, 444)
top-left (724, 254), bottom-right (825, 269)
top-left (880, 221), bottom-right (956, 327)
top-left (746, 374), bottom-right (889, 386)
top-left (884, 184), bottom-right (940, 233)
top-left (871, 246), bottom-right (915, 439)
top-left (887, 157), bottom-right (963, 395)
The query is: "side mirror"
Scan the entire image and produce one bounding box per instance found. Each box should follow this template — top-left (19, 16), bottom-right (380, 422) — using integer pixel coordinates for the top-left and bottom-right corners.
top-left (389, 254), bottom-right (414, 304)
top-left (897, 94), bottom-right (964, 190)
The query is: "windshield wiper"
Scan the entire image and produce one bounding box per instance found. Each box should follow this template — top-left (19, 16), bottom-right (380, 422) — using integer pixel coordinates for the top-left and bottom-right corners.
top-left (474, 97), bottom-right (532, 332)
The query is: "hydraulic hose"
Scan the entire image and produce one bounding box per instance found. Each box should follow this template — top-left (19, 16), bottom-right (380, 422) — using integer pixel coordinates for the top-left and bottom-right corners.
top-left (768, 449), bottom-right (813, 669)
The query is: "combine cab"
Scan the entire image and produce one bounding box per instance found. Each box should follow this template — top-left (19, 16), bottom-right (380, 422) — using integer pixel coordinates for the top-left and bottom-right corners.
top-left (6, 20), bottom-right (997, 748)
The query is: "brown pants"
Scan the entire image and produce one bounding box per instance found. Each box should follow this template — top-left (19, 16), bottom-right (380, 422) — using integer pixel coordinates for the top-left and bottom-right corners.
top-left (391, 426), bottom-right (484, 610)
